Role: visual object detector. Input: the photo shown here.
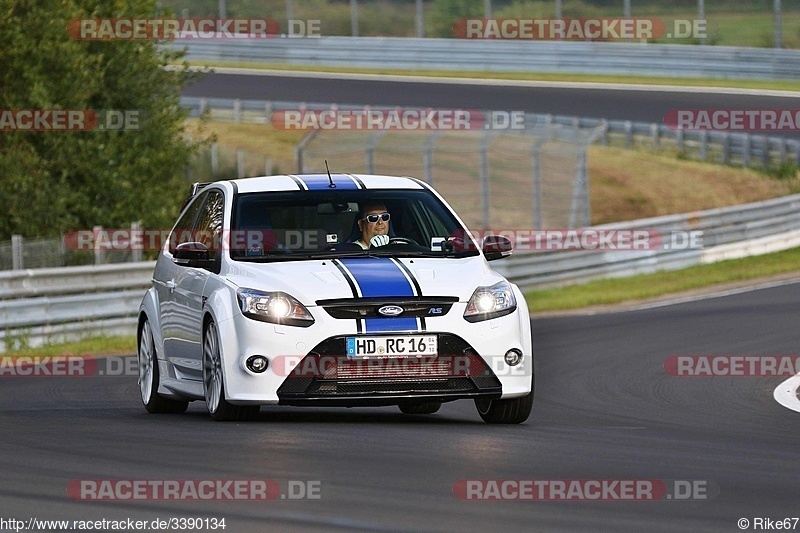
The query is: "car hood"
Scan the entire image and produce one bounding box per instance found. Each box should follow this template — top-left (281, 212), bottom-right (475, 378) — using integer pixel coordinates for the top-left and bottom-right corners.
top-left (223, 256), bottom-right (504, 305)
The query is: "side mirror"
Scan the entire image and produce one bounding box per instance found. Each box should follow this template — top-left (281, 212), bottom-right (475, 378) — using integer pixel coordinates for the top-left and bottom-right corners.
top-left (482, 235), bottom-right (513, 261)
top-left (173, 242), bottom-right (213, 268)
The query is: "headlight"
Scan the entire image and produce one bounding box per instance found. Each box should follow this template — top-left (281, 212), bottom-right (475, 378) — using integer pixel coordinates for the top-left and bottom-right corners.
top-left (464, 281), bottom-right (517, 322)
top-left (236, 289), bottom-right (315, 327)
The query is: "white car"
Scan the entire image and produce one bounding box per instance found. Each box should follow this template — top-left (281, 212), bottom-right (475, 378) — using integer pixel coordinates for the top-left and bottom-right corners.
top-left (137, 174), bottom-right (533, 423)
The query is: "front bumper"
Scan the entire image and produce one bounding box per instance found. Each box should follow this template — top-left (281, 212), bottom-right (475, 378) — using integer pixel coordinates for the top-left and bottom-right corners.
top-left (276, 335), bottom-right (503, 406)
top-left (216, 299), bottom-right (532, 406)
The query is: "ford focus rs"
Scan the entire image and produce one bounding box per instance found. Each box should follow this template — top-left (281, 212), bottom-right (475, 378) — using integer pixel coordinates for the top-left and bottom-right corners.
top-left (137, 174), bottom-right (533, 423)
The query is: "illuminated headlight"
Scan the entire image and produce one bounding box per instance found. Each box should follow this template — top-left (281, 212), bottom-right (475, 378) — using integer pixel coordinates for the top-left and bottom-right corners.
top-left (464, 281), bottom-right (517, 322)
top-left (237, 289), bottom-right (315, 327)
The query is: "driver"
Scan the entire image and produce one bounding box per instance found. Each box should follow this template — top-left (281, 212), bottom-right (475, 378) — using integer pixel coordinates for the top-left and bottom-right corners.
top-left (354, 202), bottom-right (391, 249)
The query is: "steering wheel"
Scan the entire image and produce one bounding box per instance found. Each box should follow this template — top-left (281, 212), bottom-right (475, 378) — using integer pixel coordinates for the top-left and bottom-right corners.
top-left (388, 237), bottom-right (419, 246)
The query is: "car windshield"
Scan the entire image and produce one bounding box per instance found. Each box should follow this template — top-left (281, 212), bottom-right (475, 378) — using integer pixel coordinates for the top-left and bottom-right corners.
top-left (230, 189), bottom-right (479, 261)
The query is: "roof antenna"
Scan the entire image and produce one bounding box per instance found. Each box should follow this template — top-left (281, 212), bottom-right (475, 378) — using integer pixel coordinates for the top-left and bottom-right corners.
top-left (325, 160), bottom-right (335, 188)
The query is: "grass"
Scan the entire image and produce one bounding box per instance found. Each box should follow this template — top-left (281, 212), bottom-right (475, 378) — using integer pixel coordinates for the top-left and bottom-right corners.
top-left (183, 62), bottom-right (800, 93)
top-left (160, 0), bottom-right (800, 48)
top-left (525, 246), bottom-right (800, 313)
top-left (1, 336), bottom-right (136, 357)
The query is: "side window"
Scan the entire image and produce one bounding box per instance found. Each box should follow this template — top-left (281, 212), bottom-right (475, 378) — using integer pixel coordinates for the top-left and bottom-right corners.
top-left (194, 190), bottom-right (225, 261)
top-left (169, 193), bottom-right (206, 255)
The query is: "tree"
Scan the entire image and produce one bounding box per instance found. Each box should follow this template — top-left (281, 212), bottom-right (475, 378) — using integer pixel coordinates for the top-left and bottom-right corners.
top-left (0, 0), bottom-right (204, 239)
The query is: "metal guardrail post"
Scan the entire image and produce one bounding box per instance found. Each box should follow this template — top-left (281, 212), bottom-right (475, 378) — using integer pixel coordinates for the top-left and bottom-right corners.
top-left (131, 221), bottom-right (142, 263)
top-left (676, 129), bottom-right (684, 153)
top-left (93, 226), bottom-right (104, 265)
top-left (11, 235), bottom-right (23, 270)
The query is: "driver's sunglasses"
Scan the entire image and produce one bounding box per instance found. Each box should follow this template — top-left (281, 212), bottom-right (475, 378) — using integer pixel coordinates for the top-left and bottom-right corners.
top-left (362, 213), bottom-right (391, 223)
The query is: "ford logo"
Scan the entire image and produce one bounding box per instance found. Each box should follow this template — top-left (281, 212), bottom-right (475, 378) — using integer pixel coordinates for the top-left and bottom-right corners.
top-left (377, 305), bottom-right (404, 317)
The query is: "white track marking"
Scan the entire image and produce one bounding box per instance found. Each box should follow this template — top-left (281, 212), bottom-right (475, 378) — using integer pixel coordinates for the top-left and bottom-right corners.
top-left (774, 373), bottom-right (800, 413)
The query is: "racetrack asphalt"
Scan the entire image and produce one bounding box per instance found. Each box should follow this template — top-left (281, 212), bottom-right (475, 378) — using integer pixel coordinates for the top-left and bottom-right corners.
top-left (182, 71), bottom-right (800, 139)
top-left (2, 281), bottom-right (799, 532)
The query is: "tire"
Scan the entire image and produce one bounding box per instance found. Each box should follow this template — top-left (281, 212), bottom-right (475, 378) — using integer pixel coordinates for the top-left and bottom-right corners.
top-left (138, 318), bottom-right (189, 414)
top-left (203, 320), bottom-right (259, 422)
top-left (475, 374), bottom-right (534, 424)
top-left (398, 401), bottom-right (442, 415)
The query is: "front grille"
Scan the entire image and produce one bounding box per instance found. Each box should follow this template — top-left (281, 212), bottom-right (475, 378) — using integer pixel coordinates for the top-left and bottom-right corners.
top-left (276, 334), bottom-right (502, 405)
top-left (316, 297), bottom-right (458, 320)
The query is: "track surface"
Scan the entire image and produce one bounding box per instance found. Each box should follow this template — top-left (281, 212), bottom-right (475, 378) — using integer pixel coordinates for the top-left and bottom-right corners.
top-left (2, 282), bottom-right (800, 531)
top-left (183, 72), bottom-right (800, 139)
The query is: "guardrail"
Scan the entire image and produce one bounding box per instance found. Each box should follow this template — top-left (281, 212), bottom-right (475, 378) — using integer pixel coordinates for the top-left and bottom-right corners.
top-left (4, 192), bottom-right (800, 350)
top-left (181, 96), bottom-right (800, 169)
top-left (492, 193), bottom-right (800, 287)
top-left (168, 37), bottom-right (800, 80)
top-left (0, 263), bottom-right (154, 351)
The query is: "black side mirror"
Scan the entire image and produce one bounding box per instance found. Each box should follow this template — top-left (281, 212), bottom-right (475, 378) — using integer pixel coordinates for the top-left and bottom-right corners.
top-left (173, 242), bottom-right (213, 268)
top-left (482, 235), bottom-right (513, 261)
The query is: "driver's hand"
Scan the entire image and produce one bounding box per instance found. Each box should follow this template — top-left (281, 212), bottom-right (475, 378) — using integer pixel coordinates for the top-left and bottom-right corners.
top-left (369, 235), bottom-right (390, 248)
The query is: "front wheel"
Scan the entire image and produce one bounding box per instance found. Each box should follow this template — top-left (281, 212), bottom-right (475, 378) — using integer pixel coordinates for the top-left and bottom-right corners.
top-left (138, 319), bottom-right (188, 414)
top-left (475, 374), bottom-right (534, 424)
top-left (203, 320), bottom-right (259, 422)
top-left (398, 401), bottom-right (441, 415)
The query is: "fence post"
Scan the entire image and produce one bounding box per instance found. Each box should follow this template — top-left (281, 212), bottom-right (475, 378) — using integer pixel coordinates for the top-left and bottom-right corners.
top-left (568, 149), bottom-right (590, 229)
top-left (700, 130), bottom-right (708, 161)
top-left (422, 131), bottom-right (444, 185)
top-left (479, 133), bottom-right (492, 231)
top-left (237, 149), bottom-right (245, 178)
top-left (743, 134), bottom-right (751, 168)
top-left (294, 130), bottom-right (318, 173)
top-left (11, 234), bottom-right (23, 270)
top-left (651, 123), bottom-right (659, 151)
top-left (233, 99), bottom-right (242, 123)
top-left (624, 121), bottom-right (633, 148)
top-left (762, 135), bottom-right (770, 168)
top-left (131, 221), bottom-right (143, 263)
top-left (676, 128), bottom-right (684, 153)
top-left (264, 101), bottom-right (273, 124)
top-left (722, 133), bottom-right (730, 165)
top-left (779, 137), bottom-right (787, 165)
top-left (532, 141), bottom-right (543, 229)
top-left (211, 143), bottom-right (219, 176)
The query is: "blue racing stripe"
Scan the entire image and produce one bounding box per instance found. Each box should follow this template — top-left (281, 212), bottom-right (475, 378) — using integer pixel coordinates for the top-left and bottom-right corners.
top-left (339, 257), bottom-right (419, 333)
top-left (296, 174), bottom-right (359, 190)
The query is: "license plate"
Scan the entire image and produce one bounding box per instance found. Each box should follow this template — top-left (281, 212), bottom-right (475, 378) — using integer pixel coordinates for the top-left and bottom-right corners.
top-left (346, 335), bottom-right (438, 357)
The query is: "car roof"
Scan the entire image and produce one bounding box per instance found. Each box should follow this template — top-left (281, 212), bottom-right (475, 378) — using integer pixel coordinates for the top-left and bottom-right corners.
top-left (227, 174), bottom-right (427, 194)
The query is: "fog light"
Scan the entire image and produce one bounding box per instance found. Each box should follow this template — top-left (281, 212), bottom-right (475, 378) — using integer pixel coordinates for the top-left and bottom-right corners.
top-left (504, 349), bottom-right (523, 366)
top-left (246, 355), bottom-right (269, 373)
